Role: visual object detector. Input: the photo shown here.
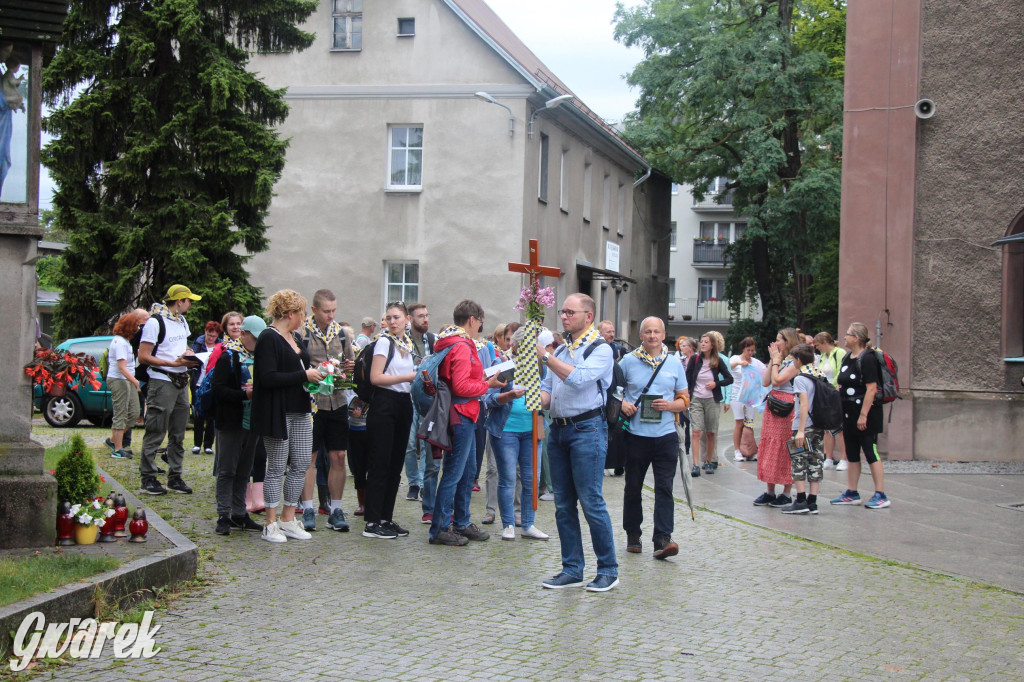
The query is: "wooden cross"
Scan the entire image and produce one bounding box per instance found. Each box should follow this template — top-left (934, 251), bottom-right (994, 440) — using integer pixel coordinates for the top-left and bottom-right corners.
top-left (507, 239), bottom-right (560, 512)
top-left (508, 239), bottom-right (562, 285)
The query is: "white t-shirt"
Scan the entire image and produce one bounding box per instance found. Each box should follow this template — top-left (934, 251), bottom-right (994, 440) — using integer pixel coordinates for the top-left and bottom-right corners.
top-left (374, 336), bottom-right (414, 393)
top-left (792, 373), bottom-right (816, 430)
top-left (106, 336), bottom-right (135, 381)
top-left (729, 354), bottom-right (746, 386)
top-left (140, 314), bottom-right (189, 382)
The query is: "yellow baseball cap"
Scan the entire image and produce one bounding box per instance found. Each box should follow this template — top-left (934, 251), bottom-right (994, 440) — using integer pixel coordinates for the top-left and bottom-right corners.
top-left (165, 284), bottom-right (202, 301)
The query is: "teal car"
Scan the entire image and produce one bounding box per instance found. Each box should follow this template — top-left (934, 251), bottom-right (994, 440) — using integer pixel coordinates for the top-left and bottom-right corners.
top-left (33, 336), bottom-right (114, 427)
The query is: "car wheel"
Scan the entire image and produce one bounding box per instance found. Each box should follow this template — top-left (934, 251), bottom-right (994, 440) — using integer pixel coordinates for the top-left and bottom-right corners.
top-left (44, 393), bottom-right (84, 428)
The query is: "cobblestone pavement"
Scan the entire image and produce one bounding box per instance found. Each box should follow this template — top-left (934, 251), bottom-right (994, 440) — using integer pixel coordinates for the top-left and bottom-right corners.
top-left (32, 424), bottom-right (1024, 681)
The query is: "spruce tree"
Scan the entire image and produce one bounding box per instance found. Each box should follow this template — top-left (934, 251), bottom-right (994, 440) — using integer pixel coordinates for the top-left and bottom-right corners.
top-left (42, 0), bottom-right (318, 337)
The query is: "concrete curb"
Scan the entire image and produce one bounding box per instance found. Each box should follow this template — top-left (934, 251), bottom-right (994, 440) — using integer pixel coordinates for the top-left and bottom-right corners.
top-left (0, 466), bottom-right (198, 658)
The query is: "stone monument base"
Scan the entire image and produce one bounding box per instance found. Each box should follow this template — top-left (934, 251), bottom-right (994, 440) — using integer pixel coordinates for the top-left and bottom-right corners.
top-left (0, 441), bottom-right (57, 549)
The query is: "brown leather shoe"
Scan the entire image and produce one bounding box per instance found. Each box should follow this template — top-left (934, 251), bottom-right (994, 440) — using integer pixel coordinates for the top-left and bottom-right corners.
top-left (626, 533), bottom-right (642, 553)
top-left (653, 536), bottom-right (679, 560)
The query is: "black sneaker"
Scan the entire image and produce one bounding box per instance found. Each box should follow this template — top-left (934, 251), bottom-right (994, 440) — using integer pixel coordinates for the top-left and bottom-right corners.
top-left (770, 494), bottom-right (792, 508)
top-left (429, 525), bottom-right (469, 546)
top-left (382, 520), bottom-right (409, 537)
top-left (167, 477), bottom-right (193, 494)
top-left (691, 465), bottom-right (701, 478)
top-left (752, 492), bottom-right (776, 506)
top-left (807, 503), bottom-right (819, 515)
top-left (362, 522), bottom-right (398, 539)
top-left (711, 461), bottom-right (719, 470)
top-left (455, 523), bottom-right (489, 541)
top-left (230, 514), bottom-right (263, 531)
top-left (704, 462), bottom-right (715, 475)
top-left (141, 477), bottom-right (167, 495)
top-left (405, 485), bottom-right (420, 501)
top-left (215, 516), bottom-right (232, 535)
top-left (781, 500), bottom-right (810, 514)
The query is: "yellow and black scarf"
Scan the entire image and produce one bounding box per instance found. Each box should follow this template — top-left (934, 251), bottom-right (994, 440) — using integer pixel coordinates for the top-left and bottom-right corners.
top-left (633, 343), bottom-right (668, 368)
top-left (305, 317), bottom-right (343, 346)
top-left (437, 325), bottom-right (488, 351)
top-left (150, 302), bottom-right (186, 324)
top-left (565, 324), bottom-right (600, 359)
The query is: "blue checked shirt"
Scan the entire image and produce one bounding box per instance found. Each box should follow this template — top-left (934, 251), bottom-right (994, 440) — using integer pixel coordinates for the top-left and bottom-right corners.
top-left (541, 340), bottom-right (614, 419)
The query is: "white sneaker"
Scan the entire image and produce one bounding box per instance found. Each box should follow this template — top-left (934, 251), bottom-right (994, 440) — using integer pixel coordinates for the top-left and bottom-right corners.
top-left (521, 525), bottom-right (549, 540)
top-left (501, 524), bottom-right (516, 541)
top-left (539, 492), bottom-right (554, 502)
top-left (191, 446), bottom-right (201, 454)
top-left (261, 522), bottom-right (287, 543)
top-left (733, 449), bottom-right (744, 461)
top-left (836, 460), bottom-right (849, 471)
top-left (278, 518), bottom-right (312, 540)
top-left (823, 458), bottom-right (836, 470)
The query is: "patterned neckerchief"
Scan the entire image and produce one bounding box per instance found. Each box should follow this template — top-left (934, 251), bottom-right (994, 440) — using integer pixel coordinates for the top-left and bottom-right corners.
top-left (438, 325), bottom-right (488, 351)
top-left (633, 343), bottom-right (668, 368)
top-left (384, 330), bottom-right (414, 356)
top-left (305, 317), bottom-right (342, 346)
top-left (565, 324), bottom-right (600, 359)
top-left (221, 336), bottom-right (250, 359)
top-left (799, 363), bottom-right (826, 380)
top-left (150, 302), bottom-right (185, 324)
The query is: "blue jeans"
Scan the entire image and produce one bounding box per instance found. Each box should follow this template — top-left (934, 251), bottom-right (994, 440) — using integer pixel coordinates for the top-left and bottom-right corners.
top-left (547, 416), bottom-right (617, 579)
top-left (429, 412), bottom-right (476, 539)
top-left (421, 447), bottom-right (439, 515)
top-left (405, 406), bottom-right (423, 488)
top-left (494, 431), bottom-right (536, 529)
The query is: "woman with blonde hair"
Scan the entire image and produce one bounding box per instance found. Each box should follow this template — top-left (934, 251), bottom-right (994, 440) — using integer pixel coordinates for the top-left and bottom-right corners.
top-left (831, 322), bottom-right (890, 509)
top-left (251, 289), bottom-right (324, 543)
top-left (685, 331), bottom-right (734, 476)
top-left (813, 331), bottom-right (849, 470)
top-left (754, 327), bottom-right (801, 507)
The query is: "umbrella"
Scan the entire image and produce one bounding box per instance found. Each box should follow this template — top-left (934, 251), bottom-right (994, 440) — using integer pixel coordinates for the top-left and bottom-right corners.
top-left (675, 421), bottom-right (695, 521)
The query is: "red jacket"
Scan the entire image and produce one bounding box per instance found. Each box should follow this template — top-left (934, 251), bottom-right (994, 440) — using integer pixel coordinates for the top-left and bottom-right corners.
top-left (434, 335), bottom-right (489, 422)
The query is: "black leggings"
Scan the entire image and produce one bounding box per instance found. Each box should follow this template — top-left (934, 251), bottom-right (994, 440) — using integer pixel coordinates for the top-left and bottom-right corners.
top-left (348, 427), bottom-right (369, 490)
top-left (842, 414), bottom-right (880, 464)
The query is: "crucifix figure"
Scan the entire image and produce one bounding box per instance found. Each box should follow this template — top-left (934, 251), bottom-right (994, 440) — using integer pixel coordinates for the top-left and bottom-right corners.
top-left (507, 239), bottom-right (561, 512)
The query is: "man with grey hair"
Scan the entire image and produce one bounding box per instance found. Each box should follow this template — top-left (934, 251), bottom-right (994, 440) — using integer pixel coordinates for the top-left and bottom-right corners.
top-left (619, 316), bottom-right (689, 559)
top-left (355, 317), bottom-right (376, 350)
top-left (538, 293), bottom-right (618, 592)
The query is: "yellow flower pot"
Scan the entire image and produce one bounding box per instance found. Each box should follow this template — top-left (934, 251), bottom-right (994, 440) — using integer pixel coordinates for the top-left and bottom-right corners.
top-left (73, 522), bottom-right (99, 545)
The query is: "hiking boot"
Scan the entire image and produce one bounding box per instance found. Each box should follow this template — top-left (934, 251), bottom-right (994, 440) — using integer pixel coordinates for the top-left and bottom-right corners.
top-left (481, 513), bottom-right (496, 525)
top-left (382, 520), bottom-right (409, 537)
top-left (429, 525), bottom-right (469, 546)
top-left (626, 533), bottom-right (642, 553)
top-left (327, 508), bottom-right (350, 532)
top-left (167, 477), bottom-right (193, 494)
top-left (215, 516), bottom-right (231, 536)
top-left (230, 514), bottom-right (263, 531)
top-left (141, 477), bottom-right (167, 495)
top-left (752, 492), bottom-right (776, 506)
top-left (302, 507), bottom-right (317, 531)
top-left (455, 523), bottom-right (489, 541)
top-left (653, 536), bottom-right (679, 560)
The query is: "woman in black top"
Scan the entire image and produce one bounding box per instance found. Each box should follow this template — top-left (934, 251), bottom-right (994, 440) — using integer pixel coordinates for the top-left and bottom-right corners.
top-left (252, 290), bottom-right (325, 543)
top-left (831, 322), bottom-right (890, 509)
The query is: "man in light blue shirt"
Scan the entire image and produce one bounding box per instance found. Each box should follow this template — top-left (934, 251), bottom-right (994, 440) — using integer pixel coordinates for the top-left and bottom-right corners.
top-left (537, 293), bottom-right (618, 593)
top-left (619, 317), bottom-right (690, 559)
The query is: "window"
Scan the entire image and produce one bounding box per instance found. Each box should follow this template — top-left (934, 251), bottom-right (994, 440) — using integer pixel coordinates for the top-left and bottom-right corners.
top-left (538, 134), bottom-right (549, 202)
top-left (388, 125), bottom-right (423, 190)
top-left (582, 162), bottom-right (592, 222)
top-left (559, 149), bottom-right (569, 212)
top-left (332, 0), bottom-right (362, 50)
top-left (617, 183), bottom-right (626, 235)
top-left (601, 174), bottom-right (611, 229)
top-left (698, 278), bottom-right (726, 303)
top-left (668, 278), bottom-right (676, 306)
top-left (385, 262), bottom-right (419, 304)
top-left (734, 222), bottom-right (747, 241)
top-left (1000, 211), bottom-right (1024, 358)
top-left (699, 221), bottom-right (744, 243)
top-left (397, 18), bottom-right (415, 36)
top-left (671, 183), bottom-right (680, 195)
top-left (670, 221), bottom-right (677, 250)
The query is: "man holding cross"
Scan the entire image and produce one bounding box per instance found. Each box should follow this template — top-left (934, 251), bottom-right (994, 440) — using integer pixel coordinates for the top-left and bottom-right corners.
top-left (537, 293), bottom-right (619, 592)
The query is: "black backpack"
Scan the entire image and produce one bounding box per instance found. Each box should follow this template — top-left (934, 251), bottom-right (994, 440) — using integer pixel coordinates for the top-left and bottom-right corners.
top-left (135, 315), bottom-right (166, 382)
top-left (804, 372), bottom-right (843, 432)
top-left (555, 338), bottom-right (626, 427)
top-left (352, 337), bottom-right (394, 403)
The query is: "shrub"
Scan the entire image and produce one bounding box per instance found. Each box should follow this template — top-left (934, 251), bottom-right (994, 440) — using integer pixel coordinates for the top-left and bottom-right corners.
top-left (53, 434), bottom-right (100, 509)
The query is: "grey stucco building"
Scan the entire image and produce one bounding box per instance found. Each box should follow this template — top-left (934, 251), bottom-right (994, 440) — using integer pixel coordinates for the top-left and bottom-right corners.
top-left (246, 0), bottom-right (668, 336)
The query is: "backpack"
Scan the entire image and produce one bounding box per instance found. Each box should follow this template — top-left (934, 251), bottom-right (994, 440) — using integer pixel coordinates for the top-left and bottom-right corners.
top-left (136, 315), bottom-right (166, 382)
top-left (411, 346), bottom-right (454, 415)
top-left (555, 339), bottom-right (626, 428)
top-left (194, 349), bottom-right (236, 420)
top-left (804, 372), bottom-right (843, 432)
top-left (352, 337), bottom-right (394, 402)
top-left (858, 349), bottom-right (900, 404)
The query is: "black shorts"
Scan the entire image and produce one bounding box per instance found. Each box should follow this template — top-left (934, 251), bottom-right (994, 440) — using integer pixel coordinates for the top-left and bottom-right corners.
top-left (313, 407), bottom-right (349, 452)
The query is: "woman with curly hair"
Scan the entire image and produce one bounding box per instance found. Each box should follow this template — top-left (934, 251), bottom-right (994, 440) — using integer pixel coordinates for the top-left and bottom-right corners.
top-left (251, 290), bottom-right (324, 543)
top-left (754, 327), bottom-right (801, 508)
top-left (107, 312), bottom-right (144, 459)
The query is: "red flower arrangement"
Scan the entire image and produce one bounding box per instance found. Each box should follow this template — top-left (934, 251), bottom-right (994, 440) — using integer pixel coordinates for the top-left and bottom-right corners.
top-left (23, 347), bottom-right (102, 394)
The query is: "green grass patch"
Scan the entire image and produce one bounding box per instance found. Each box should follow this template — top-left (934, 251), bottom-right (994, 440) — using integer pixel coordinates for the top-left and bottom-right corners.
top-left (0, 553), bottom-right (121, 607)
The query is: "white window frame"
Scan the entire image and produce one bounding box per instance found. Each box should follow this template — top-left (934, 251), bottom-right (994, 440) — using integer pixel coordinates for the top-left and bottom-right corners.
top-left (698, 277), bottom-right (726, 303)
top-left (387, 125), bottom-right (424, 191)
top-left (384, 261), bottom-right (419, 307)
top-left (331, 0), bottom-right (363, 51)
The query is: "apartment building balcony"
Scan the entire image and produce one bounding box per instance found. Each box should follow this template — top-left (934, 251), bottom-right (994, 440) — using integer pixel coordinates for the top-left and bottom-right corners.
top-left (667, 298), bottom-right (762, 324)
top-left (691, 190), bottom-right (735, 211)
top-left (692, 241), bottom-right (731, 267)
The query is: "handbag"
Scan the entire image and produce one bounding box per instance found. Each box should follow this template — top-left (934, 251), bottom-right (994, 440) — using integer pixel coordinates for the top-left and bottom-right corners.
top-left (739, 423), bottom-right (758, 457)
top-left (612, 357), bottom-right (668, 432)
top-left (765, 392), bottom-right (794, 417)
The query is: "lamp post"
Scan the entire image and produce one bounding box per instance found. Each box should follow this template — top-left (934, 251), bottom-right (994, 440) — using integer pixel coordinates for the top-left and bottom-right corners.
top-left (474, 91), bottom-right (514, 137)
top-left (528, 94), bottom-right (574, 139)
top-left (0, 6), bottom-right (68, 548)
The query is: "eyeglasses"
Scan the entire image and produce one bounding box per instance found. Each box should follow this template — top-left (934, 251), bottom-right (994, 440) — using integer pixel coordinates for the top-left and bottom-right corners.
top-left (844, 332), bottom-right (855, 337)
top-left (558, 309), bottom-right (585, 317)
